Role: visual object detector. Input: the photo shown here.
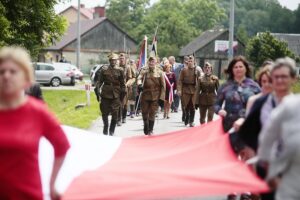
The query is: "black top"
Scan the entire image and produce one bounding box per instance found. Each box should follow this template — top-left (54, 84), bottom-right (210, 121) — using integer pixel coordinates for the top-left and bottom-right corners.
top-left (238, 94), bottom-right (269, 151)
top-left (25, 83), bottom-right (43, 101)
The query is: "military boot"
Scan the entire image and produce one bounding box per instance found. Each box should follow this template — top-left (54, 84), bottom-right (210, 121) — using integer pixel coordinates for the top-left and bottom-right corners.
top-left (143, 119), bottom-right (149, 135)
top-left (102, 116), bottom-right (109, 135)
top-left (149, 120), bottom-right (155, 135)
top-left (182, 111), bottom-right (186, 122)
top-left (184, 111), bottom-right (190, 126)
top-left (189, 110), bottom-right (195, 127)
top-left (122, 108), bottom-right (127, 123)
top-left (109, 120), bottom-right (117, 136)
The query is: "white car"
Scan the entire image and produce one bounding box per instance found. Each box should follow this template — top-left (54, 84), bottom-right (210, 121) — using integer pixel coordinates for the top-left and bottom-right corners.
top-left (53, 63), bottom-right (84, 81)
top-left (33, 62), bottom-right (75, 87)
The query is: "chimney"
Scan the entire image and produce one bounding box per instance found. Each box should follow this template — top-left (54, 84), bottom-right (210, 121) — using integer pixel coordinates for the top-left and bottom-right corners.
top-left (94, 6), bottom-right (106, 18)
top-left (80, 4), bottom-right (85, 8)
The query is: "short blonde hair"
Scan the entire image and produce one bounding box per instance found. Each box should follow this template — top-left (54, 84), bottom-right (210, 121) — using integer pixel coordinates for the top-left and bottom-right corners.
top-left (0, 46), bottom-right (33, 83)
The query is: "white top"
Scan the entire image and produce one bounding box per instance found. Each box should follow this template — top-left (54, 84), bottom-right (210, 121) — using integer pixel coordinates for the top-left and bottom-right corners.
top-left (258, 95), bottom-right (300, 200)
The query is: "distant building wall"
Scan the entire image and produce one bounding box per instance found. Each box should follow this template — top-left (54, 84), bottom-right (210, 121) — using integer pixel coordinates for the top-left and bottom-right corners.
top-left (60, 8), bottom-right (89, 24)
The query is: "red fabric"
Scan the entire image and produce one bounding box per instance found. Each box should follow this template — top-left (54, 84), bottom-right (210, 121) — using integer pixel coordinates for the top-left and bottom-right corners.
top-left (63, 119), bottom-right (268, 200)
top-left (0, 97), bottom-right (70, 200)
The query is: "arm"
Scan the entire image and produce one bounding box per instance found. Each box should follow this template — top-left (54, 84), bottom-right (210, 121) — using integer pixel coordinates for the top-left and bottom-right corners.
top-left (42, 109), bottom-right (70, 199)
top-left (177, 70), bottom-right (183, 96)
top-left (267, 137), bottom-right (297, 183)
top-left (258, 104), bottom-right (286, 162)
top-left (215, 78), bottom-right (219, 91)
top-left (50, 156), bottom-right (66, 200)
top-left (160, 72), bottom-right (166, 101)
top-left (119, 69), bottom-right (126, 93)
top-left (173, 73), bottom-right (177, 90)
top-left (126, 66), bottom-right (136, 87)
top-left (195, 78), bottom-right (201, 106)
top-left (214, 84), bottom-right (225, 114)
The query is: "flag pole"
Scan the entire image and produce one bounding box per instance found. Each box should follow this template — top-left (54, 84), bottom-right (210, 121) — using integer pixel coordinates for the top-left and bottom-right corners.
top-left (144, 35), bottom-right (148, 62)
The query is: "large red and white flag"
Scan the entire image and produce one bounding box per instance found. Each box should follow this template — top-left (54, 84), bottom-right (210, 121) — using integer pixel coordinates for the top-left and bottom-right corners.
top-left (39, 119), bottom-right (268, 200)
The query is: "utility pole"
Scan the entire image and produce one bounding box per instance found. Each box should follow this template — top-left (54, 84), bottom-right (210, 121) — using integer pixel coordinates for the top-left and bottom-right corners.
top-left (228, 0), bottom-right (235, 61)
top-left (76, 0), bottom-right (81, 69)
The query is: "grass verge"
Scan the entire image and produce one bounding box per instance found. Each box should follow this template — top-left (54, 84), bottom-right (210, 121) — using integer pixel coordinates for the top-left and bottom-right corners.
top-left (43, 90), bottom-right (100, 129)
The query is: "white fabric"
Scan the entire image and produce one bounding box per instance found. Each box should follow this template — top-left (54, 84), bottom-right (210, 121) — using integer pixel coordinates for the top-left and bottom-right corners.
top-left (39, 126), bottom-right (122, 200)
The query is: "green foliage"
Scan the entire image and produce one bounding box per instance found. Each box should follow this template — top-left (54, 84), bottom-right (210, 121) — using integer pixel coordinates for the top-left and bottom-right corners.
top-left (106, 0), bottom-right (150, 38)
top-left (0, 0), bottom-right (68, 58)
top-left (236, 25), bottom-right (249, 45)
top-left (107, 0), bottom-right (225, 57)
top-left (246, 32), bottom-right (296, 68)
top-left (43, 90), bottom-right (100, 129)
top-left (218, 0), bottom-right (299, 37)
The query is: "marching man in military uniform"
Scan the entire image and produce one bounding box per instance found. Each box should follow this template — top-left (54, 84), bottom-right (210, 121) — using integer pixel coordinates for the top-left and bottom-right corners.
top-left (195, 62), bottom-right (219, 124)
top-left (95, 53), bottom-right (126, 136)
top-left (117, 53), bottom-right (135, 125)
top-left (177, 55), bottom-right (201, 127)
top-left (137, 56), bottom-right (165, 135)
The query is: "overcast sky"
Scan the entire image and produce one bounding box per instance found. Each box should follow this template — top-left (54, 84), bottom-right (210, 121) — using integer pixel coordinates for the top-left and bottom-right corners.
top-left (55, 0), bottom-right (300, 13)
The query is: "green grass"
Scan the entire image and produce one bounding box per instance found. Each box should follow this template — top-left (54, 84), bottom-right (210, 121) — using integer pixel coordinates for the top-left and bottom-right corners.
top-left (292, 80), bottom-right (300, 93)
top-left (43, 90), bottom-right (100, 129)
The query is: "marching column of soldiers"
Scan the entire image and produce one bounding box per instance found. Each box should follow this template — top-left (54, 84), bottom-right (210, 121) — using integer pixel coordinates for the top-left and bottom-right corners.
top-left (95, 53), bottom-right (219, 136)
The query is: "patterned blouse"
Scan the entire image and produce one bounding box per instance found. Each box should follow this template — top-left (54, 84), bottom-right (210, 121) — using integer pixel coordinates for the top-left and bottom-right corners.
top-left (215, 78), bottom-right (261, 131)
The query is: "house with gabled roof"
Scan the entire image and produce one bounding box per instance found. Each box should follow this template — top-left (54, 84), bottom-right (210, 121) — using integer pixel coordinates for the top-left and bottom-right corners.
top-left (180, 28), bottom-right (245, 78)
top-left (39, 5), bottom-right (137, 71)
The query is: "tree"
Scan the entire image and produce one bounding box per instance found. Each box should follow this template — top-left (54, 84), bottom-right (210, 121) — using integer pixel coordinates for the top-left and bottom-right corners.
top-left (106, 0), bottom-right (150, 39)
top-left (183, 0), bottom-right (226, 32)
top-left (246, 32), bottom-right (296, 68)
top-left (217, 0), bottom-right (297, 37)
top-left (133, 0), bottom-right (225, 57)
top-left (236, 25), bottom-right (249, 45)
top-left (0, 0), bottom-right (68, 58)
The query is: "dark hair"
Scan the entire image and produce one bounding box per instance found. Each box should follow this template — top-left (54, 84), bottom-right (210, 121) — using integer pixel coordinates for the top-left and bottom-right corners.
top-left (225, 56), bottom-right (252, 80)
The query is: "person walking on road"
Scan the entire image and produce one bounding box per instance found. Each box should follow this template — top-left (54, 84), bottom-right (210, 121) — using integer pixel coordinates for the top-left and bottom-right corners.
top-left (169, 56), bottom-right (183, 113)
top-left (0, 46), bottom-right (70, 200)
top-left (117, 53), bottom-right (134, 126)
top-left (95, 53), bottom-right (126, 136)
top-left (215, 56), bottom-right (261, 132)
top-left (195, 62), bottom-right (219, 124)
top-left (163, 64), bottom-right (176, 119)
top-left (137, 56), bottom-right (165, 135)
top-left (128, 59), bottom-right (138, 118)
top-left (177, 55), bottom-right (201, 127)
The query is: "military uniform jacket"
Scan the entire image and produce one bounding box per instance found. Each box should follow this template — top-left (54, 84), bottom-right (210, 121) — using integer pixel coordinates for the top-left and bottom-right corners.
top-left (196, 74), bottom-right (219, 106)
top-left (96, 65), bottom-right (126, 99)
top-left (138, 66), bottom-right (165, 101)
top-left (177, 66), bottom-right (200, 95)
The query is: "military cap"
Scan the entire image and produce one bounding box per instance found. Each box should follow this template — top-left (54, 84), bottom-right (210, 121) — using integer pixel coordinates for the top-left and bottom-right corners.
top-left (119, 53), bottom-right (126, 59)
top-left (108, 52), bottom-right (119, 60)
top-left (148, 55), bottom-right (156, 61)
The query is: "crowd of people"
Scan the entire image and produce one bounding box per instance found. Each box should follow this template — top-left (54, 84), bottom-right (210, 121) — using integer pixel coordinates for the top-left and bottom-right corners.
top-left (0, 44), bottom-right (299, 200)
top-left (94, 51), bottom-right (300, 200)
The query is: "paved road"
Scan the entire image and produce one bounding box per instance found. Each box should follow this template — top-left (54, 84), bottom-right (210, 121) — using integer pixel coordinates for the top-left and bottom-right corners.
top-left (89, 109), bottom-right (226, 200)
